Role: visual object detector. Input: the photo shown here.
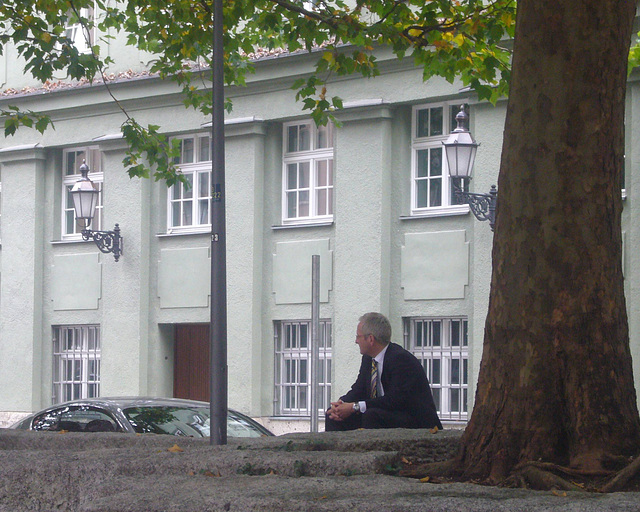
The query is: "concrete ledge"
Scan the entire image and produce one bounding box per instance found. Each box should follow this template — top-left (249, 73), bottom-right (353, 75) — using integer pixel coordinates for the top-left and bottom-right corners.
top-left (2, 428), bottom-right (639, 512)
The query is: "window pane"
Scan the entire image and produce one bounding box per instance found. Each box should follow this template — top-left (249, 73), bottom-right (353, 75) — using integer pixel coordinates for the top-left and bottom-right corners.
top-left (182, 138), bottom-right (194, 163)
top-left (199, 200), bottom-right (209, 225)
top-left (317, 123), bottom-right (332, 149)
top-left (429, 178), bottom-right (442, 207)
top-left (451, 321), bottom-right (460, 347)
top-left (451, 388), bottom-right (460, 413)
top-left (287, 192), bottom-right (297, 218)
top-left (299, 386), bottom-right (307, 408)
top-left (429, 107), bottom-right (443, 136)
top-left (287, 126), bottom-right (299, 153)
top-left (299, 124), bottom-right (310, 151)
top-left (463, 358), bottom-right (468, 385)
top-left (462, 321), bottom-right (468, 347)
top-left (416, 180), bottom-right (428, 208)
top-left (66, 152), bottom-right (75, 175)
top-left (432, 359), bottom-right (441, 384)
top-left (416, 322), bottom-right (423, 347)
top-left (287, 164), bottom-right (298, 189)
top-left (200, 136), bottom-right (211, 162)
top-left (430, 148), bottom-right (442, 177)
top-left (432, 322), bottom-right (441, 346)
top-left (299, 191), bottom-right (309, 217)
top-left (317, 190), bottom-right (327, 216)
top-left (299, 162), bottom-right (310, 188)
top-left (451, 358), bottom-right (460, 385)
top-left (172, 203), bottom-right (181, 227)
top-left (417, 109), bottom-right (429, 138)
top-left (317, 161), bottom-right (327, 186)
top-left (416, 150), bottom-right (429, 178)
top-left (300, 359), bottom-right (308, 383)
top-left (198, 172), bottom-right (209, 198)
top-left (300, 324), bottom-right (308, 348)
top-left (183, 175), bottom-right (194, 199)
top-left (182, 201), bottom-right (193, 226)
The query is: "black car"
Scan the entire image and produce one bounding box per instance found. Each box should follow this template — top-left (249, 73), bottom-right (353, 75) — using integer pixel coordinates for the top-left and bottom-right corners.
top-left (11, 397), bottom-right (274, 438)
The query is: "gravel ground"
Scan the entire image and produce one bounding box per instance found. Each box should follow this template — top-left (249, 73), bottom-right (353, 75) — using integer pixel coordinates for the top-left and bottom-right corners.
top-left (1, 428), bottom-right (639, 512)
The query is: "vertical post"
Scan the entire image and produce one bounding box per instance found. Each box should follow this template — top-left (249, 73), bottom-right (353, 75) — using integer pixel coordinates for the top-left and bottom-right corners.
top-left (210, 0), bottom-right (227, 446)
top-left (310, 255), bottom-right (320, 432)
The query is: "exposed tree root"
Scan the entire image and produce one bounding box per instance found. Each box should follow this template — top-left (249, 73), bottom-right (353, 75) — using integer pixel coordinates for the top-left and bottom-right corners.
top-left (514, 460), bottom-right (615, 478)
top-left (505, 463), bottom-right (587, 492)
top-left (399, 455), bottom-right (640, 493)
top-left (398, 458), bottom-right (462, 479)
top-left (601, 454), bottom-right (640, 493)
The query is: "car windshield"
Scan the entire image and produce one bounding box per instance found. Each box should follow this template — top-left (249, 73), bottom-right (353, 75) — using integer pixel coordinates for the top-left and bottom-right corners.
top-left (122, 405), bottom-right (268, 438)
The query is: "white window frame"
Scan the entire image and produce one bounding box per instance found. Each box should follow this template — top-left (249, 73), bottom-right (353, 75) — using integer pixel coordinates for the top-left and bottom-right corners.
top-left (167, 133), bottom-right (212, 234)
top-left (282, 121), bottom-right (334, 225)
top-left (52, 325), bottom-right (101, 404)
top-left (404, 317), bottom-right (469, 423)
top-left (64, 4), bottom-right (96, 54)
top-left (411, 102), bottom-right (471, 217)
top-left (62, 147), bottom-right (103, 240)
top-left (274, 319), bottom-right (332, 417)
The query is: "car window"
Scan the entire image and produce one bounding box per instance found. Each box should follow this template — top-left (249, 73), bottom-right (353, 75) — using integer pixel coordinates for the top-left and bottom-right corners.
top-left (31, 405), bottom-right (120, 432)
top-left (123, 406), bottom-right (208, 437)
top-left (123, 405), bottom-right (270, 438)
top-left (227, 412), bottom-right (269, 438)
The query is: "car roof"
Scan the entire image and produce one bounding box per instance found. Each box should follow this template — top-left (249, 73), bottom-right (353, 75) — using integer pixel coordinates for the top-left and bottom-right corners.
top-left (28, 397), bottom-right (260, 422)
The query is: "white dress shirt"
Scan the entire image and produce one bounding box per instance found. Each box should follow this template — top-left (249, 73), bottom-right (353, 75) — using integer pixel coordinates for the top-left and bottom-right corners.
top-left (358, 344), bottom-right (389, 413)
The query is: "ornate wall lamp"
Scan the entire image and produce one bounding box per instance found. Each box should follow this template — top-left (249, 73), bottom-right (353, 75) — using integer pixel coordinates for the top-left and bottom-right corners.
top-left (70, 161), bottom-right (123, 262)
top-left (442, 106), bottom-right (498, 231)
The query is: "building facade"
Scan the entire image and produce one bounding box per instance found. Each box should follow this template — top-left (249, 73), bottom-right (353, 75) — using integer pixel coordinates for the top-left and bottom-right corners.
top-left (1, 20), bottom-right (640, 434)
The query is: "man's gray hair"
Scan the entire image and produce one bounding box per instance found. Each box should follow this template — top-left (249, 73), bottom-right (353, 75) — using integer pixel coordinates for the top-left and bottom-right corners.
top-left (359, 312), bottom-right (392, 345)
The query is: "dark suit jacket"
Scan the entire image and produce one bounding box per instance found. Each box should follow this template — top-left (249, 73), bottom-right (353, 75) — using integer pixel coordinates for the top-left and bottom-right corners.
top-left (341, 342), bottom-right (443, 429)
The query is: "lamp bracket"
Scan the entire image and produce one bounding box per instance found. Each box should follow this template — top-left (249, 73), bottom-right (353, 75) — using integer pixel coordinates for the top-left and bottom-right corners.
top-left (81, 223), bottom-right (123, 262)
top-left (453, 182), bottom-right (498, 231)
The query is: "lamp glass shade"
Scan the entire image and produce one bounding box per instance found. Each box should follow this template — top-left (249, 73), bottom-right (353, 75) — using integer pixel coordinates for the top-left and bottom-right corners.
top-left (443, 131), bottom-right (478, 179)
top-left (70, 178), bottom-right (99, 223)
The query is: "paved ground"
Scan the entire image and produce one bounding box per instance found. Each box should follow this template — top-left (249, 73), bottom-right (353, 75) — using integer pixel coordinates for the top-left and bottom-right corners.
top-left (1, 427), bottom-right (639, 511)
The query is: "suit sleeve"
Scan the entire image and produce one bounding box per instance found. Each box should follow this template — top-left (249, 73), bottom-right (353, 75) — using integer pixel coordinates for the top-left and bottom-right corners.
top-left (340, 355), bottom-right (370, 403)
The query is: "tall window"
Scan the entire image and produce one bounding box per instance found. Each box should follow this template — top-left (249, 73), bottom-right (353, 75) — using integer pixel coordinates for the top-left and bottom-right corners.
top-left (411, 103), bottom-right (469, 215)
top-left (52, 325), bottom-right (101, 404)
top-left (64, 5), bottom-right (95, 54)
top-left (167, 134), bottom-right (212, 233)
top-left (282, 121), bottom-right (334, 224)
top-left (62, 147), bottom-right (103, 238)
top-left (274, 320), bottom-right (332, 416)
top-left (404, 317), bottom-right (469, 422)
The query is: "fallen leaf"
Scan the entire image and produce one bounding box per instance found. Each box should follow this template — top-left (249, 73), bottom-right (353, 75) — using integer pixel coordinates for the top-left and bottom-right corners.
top-left (401, 457), bottom-right (412, 465)
top-left (430, 426), bottom-right (439, 434)
top-left (188, 471), bottom-right (195, 476)
top-left (58, 430), bottom-right (69, 434)
top-left (420, 476), bottom-right (431, 483)
top-left (551, 490), bottom-right (567, 497)
top-left (168, 444), bottom-right (184, 453)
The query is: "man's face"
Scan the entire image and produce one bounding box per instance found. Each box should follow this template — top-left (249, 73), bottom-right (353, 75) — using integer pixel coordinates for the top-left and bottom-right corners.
top-left (355, 321), bottom-right (372, 356)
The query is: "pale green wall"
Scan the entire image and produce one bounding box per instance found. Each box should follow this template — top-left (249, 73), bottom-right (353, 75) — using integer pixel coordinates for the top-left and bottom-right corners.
top-left (1, 35), bottom-right (639, 430)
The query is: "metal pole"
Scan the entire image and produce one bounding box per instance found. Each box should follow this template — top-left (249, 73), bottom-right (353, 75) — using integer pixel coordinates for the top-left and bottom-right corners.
top-left (210, 0), bottom-right (227, 446)
top-left (310, 255), bottom-right (320, 432)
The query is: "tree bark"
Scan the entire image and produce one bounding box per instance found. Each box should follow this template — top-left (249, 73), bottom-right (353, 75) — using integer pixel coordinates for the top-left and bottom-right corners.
top-left (459, 0), bottom-right (640, 483)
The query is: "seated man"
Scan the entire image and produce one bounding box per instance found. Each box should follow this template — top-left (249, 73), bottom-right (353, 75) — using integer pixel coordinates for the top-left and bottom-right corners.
top-left (325, 312), bottom-right (443, 431)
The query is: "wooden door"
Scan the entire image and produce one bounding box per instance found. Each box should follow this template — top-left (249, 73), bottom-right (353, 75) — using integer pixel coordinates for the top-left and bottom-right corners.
top-left (174, 324), bottom-right (210, 402)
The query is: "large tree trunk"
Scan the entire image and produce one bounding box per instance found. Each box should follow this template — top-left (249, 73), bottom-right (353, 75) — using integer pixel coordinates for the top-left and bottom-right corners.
top-left (459, 0), bottom-right (640, 482)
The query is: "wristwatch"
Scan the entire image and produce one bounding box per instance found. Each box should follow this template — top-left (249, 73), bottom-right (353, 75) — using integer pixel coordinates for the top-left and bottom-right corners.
top-left (352, 402), bottom-right (360, 413)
